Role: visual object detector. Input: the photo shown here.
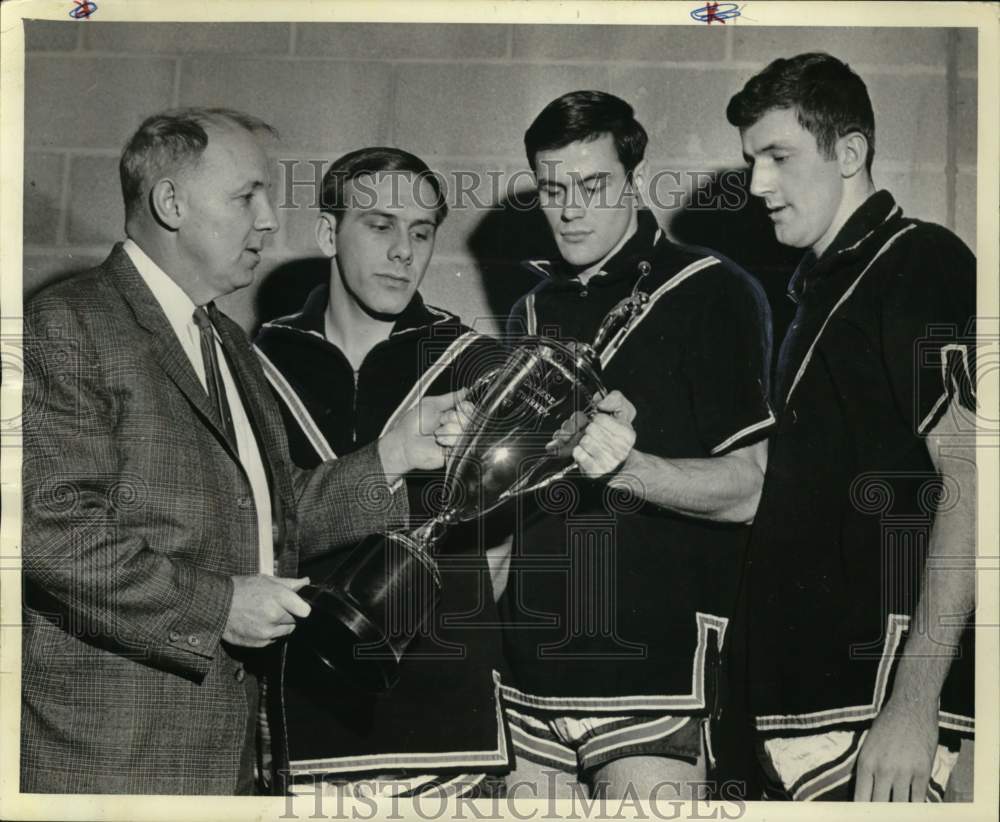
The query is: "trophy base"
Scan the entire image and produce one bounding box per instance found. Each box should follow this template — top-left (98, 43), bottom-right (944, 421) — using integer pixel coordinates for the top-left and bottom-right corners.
top-left (292, 531), bottom-right (443, 692)
top-left (294, 584), bottom-right (402, 692)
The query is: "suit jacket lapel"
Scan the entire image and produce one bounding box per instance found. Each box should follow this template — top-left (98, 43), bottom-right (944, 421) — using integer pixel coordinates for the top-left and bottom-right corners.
top-left (105, 244), bottom-right (239, 460)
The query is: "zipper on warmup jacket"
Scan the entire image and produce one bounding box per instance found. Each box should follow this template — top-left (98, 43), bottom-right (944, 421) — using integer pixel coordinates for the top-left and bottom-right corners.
top-left (351, 368), bottom-right (359, 445)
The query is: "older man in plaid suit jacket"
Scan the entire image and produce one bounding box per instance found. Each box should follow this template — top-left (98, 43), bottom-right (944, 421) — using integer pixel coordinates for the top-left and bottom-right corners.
top-left (20, 108), bottom-right (455, 795)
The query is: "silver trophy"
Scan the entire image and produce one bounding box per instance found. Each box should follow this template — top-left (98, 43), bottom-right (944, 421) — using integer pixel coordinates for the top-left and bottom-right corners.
top-left (295, 263), bottom-right (652, 690)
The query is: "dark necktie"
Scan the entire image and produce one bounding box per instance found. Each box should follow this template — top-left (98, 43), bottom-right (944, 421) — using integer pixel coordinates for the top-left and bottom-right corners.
top-left (195, 305), bottom-right (285, 569)
top-left (193, 304), bottom-right (238, 452)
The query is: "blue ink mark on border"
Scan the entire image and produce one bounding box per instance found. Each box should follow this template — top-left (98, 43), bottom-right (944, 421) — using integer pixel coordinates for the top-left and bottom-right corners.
top-left (69, 0), bottom-right (98, 19)
top-left (691, 2), bottom-right (741, 24)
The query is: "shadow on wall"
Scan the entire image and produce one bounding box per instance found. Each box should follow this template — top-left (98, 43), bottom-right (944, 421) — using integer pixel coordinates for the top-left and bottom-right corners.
top-left (255, 257), bottom-right (328, 326)
top-left (465, 188), bottom-right (556, 331)
top-left (667, 169), bottom-right (801, 369)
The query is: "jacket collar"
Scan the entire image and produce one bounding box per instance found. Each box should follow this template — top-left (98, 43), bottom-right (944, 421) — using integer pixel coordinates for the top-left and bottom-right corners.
top-left (107, 241), bottom-right (181, 337)
top-left (788, 190), bottom-right (901, 302)
top-left (522, 209), bottom-right (663, 289)
top-left (263, 282), bottom-right (457, 339)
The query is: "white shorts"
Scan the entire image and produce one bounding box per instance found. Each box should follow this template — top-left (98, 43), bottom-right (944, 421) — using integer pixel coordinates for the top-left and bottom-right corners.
top-left (759, 729), bottom-right (959, 801)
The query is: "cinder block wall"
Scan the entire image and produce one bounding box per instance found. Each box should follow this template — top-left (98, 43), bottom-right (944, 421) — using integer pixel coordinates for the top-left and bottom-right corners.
top-left (23, 22), bottom-right (978, 338)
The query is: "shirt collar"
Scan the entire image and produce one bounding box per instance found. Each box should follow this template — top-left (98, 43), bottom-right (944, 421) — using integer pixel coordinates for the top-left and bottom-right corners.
top-left (788, 190), bottom-right (900, 302)
top-left (390, 291), bottom-right (450, 334)
top-left (123, 238), bottom-right (201, 339)
top-left (267, 282), bottom-right (453, 338)
top-left (522, 209), bottom-right (663, 288)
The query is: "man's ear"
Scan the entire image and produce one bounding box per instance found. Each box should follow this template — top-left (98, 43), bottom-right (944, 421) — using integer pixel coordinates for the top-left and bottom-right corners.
top-left (837, 132), bottom-right (870, 179)
top-left (315, 212), bottom-right (338, 258)
top-left (150, 178), bottom-right (182, 230)
top-left (632, 160), bottom-right (646, 189)
top-left (630, 160), bottom-right (648, 203)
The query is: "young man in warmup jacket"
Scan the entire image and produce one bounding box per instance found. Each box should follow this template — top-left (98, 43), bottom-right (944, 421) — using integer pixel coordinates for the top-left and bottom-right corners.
top-left (498, 91), bottom-right (775, 800)
top-left (255, 147), bottom-right (512, 798)
top-left (728, 52), bottom-right (976, 802)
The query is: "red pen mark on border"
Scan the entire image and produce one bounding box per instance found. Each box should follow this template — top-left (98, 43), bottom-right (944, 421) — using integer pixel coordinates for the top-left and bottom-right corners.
top-left (690, 2), bottom-right (741, 24)
top-left (69, 0), bottom-right (98, 20)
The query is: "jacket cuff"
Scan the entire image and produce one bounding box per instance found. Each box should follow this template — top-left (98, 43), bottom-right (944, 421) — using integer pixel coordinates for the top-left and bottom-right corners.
top-left (159, 565), bottom-right (233, 681)
top-left (356, 441), bottom-right (410, 531)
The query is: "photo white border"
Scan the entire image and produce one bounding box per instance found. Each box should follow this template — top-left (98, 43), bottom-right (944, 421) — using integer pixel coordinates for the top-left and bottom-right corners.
top-left (1, 2), bottom-right (996, 821)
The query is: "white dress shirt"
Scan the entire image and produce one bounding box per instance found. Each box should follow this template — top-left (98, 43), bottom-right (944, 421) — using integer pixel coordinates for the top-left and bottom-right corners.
top-left (124, 239), bottom-right (274, 575)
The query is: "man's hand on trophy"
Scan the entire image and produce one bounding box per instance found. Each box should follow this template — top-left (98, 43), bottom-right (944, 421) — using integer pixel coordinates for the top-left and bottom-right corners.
top-left (573, 390), bottom-right (637, 478)
top-left (223, 575), bottom-right (312, 647)
top-left (435, 397), bottom-right (476, 449)
top-left (379, 389), bottom-right (467, 475)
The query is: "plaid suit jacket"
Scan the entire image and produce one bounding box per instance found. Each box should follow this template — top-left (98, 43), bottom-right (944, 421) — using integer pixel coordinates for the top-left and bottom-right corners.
top-left (20, 245), bottom-right (406, 794)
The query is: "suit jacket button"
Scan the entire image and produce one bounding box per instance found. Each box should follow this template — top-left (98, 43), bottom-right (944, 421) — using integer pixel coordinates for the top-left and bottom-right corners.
top-left (238, 496), bottom-right (252, 509)
top-left (234, 667), bottom-right (246, 683)
top-left (168, 631), bottom-right (180, 642)
top-left (187, 635), bottom-right (200, 647)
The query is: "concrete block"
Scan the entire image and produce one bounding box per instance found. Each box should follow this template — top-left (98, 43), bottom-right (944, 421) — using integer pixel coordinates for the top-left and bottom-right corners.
top-left (67, 156), bottom-right (124, 245)
top-left (24, 152), bottom-right (65, 245)
top-left (732, 27), bottom-right (948, 68)
top-left (180, 58), bottom-right (392, 151)
top-left (25, 20), bottom-right (80, 52)
top-left (867, 74), bottom-right (948, 165)
top-left (296, 22), bottom-right (507, 59)
top-left (25, 56), bottom-right (176, 149)
top-left (512, 24), bottom-right (725, 63)
top-left (83, 22), bottom-right (290, 54)
top-left (608, 66), bottom-right (747, 163)
top-left (394, 63), bottom-right (612, 157)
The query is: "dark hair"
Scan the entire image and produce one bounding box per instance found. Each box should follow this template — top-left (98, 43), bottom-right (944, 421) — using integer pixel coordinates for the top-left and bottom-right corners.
top-left (320, 146), bottom-right (448, 225)
top-left (119, 107), bottom-right (277, 221)
top-left (524, 91), bottom-right (648, 179)
top-left (726, 52), bottom-right (875, 173)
